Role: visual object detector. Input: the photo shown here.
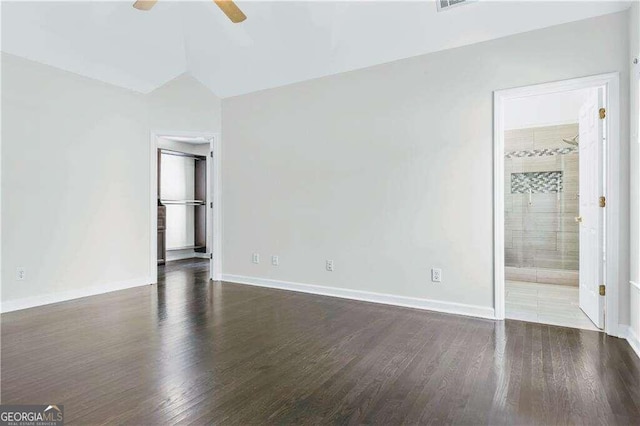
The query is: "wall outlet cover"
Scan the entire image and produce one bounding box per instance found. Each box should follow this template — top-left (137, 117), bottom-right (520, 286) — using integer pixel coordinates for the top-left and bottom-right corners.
top-left (431, 268), bottom-right (442, 282)
top-left (16, 267), bottom-right (26, 281)
top-left (271, 255), bottom-right (279, 266)
top-left (252, 253), bottom-right (260, 264)
top-left (326, 260), bottom-right (334, 272)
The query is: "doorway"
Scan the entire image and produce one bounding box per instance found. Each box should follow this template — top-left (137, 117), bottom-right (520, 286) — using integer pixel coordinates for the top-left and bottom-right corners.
top-left (149, 131), bottom-right (221, 284)
top-left (494, 73), bottom-right (621, 335)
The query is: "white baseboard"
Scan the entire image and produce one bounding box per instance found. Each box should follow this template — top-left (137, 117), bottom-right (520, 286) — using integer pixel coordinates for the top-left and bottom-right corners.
top-left (221, 274), bottom-right (496, 320)
top-left (620, 325), bottom-right (640, 360)
top-left (166, 252), bottom-right (209, 262)
top-left (166, 250), bottom-right (197, 262)
top-left (0, 277), bottom-right (152, 313)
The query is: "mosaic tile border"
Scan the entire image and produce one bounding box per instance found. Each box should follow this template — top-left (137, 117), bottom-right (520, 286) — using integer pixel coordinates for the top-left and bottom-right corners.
top-left (511, 171), bottom-right (563, 194)
top-left (505, 147), bottom-right (577, 159)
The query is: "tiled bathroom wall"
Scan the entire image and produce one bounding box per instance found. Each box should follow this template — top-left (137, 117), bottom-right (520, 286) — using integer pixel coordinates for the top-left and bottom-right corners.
top-left (504, 124), bottom-right (579, 286)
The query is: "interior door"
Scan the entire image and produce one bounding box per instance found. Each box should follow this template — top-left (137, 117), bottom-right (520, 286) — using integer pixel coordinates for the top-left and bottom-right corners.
top-left (578, 88), bottom-right (605, 329)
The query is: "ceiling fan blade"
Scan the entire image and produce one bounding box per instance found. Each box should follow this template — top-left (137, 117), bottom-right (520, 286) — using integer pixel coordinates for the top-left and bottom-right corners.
top-left (133, 0), bottom-right (158, 11)
top-left (213, 0), bottom-right (247, 23)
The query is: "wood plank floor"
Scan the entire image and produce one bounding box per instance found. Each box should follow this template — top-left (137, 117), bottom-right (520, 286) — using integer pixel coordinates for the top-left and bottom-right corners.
top-left (2, 258), bottom-right (640, 424)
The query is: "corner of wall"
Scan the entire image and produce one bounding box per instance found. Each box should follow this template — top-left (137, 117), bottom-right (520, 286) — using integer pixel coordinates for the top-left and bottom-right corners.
top-left (621, 323), bottom-right (640, 360)
top-left (628, 0), bottom-right (640, 341)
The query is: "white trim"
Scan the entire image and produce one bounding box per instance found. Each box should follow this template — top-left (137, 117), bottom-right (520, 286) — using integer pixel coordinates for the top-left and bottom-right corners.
top-left (221, 274), bottom-right (496, 320)
top-left (604, 74), bottom-right (621, 337)
top-left (149, 131), bottom-right (222, 283)
top-left (0, 277), bottom-right (151, 313)
top-left (149, 132), bottom-right (159, 283)
top-left (211, 135), bottom-right (222, 281)
top-left (631, 280), bottom-right (640, 291)
top-left (493, 72), bottom-right (621, 336)
top-left (494, 90), bottom-right (506, 320)
top-left (620, 325), bottom-right (640, 360)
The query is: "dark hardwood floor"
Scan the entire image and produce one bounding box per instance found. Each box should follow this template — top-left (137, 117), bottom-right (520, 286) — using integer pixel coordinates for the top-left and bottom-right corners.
top-left (2, 258), bottom-right (640, 424)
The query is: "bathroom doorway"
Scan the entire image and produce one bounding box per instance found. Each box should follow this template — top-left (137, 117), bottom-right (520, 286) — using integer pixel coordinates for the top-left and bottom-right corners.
top-left (493, 74), bottom-right (621, 335)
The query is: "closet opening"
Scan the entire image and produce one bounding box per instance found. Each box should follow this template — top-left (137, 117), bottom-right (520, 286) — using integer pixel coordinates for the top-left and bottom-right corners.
top-left (150, 133), bottom-right (221, 283)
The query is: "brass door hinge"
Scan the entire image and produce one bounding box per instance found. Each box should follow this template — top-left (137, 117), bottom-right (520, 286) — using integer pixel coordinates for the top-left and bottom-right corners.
top-left (599, 108), bottom-right (606, 119)
top-left (599, 284), bottom-right (606, 296)
top-left (599, 196), bottom-right (606, 208)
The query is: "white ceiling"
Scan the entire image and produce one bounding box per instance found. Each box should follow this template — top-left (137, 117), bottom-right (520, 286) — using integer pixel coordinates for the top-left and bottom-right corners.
top-left (1, 1), bottom-right (631, 98)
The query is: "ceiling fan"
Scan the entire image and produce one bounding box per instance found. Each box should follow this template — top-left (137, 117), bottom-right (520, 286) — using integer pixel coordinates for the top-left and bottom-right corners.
top-left (133, 0), bottom-right (246, 23)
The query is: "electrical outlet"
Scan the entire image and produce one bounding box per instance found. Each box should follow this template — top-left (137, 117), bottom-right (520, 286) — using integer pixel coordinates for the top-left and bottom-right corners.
top-left (252, 253), bottom-right (260, 264)
top-left (431, 268), bottom-right (442, 283)
top-left (326, 260), bottom-right (334, 272)
top-left (16, 267), bottom-right (26, 281)
top-left (271, 255), bottom-right (279, 266)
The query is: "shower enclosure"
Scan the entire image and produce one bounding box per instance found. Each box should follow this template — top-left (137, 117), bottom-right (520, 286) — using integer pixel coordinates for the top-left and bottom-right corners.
top-left (504, 124), bottom-right (579, 286)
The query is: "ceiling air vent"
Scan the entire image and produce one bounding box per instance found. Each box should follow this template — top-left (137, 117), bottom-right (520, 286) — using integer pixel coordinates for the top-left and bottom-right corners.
top-left (437, 0), bottom-right (475, 12)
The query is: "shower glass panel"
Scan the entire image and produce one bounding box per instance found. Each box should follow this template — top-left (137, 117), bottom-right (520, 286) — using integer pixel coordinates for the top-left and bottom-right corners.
top-left (504, 124), bottom-right (579, 287)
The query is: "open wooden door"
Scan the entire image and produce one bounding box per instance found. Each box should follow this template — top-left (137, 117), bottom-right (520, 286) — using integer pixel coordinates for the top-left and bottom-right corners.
top-left (578, 88), bottom-right (605, 329)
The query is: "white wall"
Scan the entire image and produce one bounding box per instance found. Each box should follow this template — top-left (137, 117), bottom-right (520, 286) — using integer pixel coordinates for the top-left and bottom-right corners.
top-left (1, 53), bottom-right (221, 311)
top-left (157, 138), bottom-right (209, 156)
top-left (1, 8), bottom-right (4, 307)
top-left (629, 1), bottom-right (640, 352)
top-left (148, 74), bottom-right (221, 134)
top-left (504, 89), bottom-right (589, 130)
top-left (161, 154), bottom-right (196, 249)
top-left (222, 12), bottom-right (630, 319)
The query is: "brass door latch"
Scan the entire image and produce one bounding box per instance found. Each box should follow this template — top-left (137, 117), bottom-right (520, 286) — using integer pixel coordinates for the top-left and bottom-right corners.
top-left (599, 108), bottom-right (606, 119)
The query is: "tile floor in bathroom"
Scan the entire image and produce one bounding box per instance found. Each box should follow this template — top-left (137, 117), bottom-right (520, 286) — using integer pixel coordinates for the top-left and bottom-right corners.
top-left (506, 280), bottom-right (600, 331)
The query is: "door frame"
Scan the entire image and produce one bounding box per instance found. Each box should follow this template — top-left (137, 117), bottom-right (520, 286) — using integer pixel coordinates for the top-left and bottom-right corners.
top-left (493, 72), bottom-right (621, 336)
top-left (149, 130), bottom-right (222, 283)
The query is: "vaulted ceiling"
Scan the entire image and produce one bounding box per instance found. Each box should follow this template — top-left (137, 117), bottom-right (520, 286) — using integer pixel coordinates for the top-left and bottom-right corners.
top-left (1, 1), bottom-right (630, 98)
